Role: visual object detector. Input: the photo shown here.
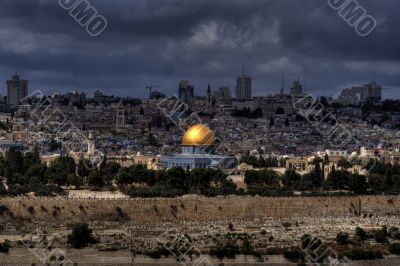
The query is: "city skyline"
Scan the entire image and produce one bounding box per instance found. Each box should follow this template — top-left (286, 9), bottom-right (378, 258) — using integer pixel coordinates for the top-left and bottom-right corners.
top-left (0, 0), bottom-right (399, 98)
top-left (3, 1), bottom-right (400, 264)
top-left (0, 72), bottom-right (394, 102)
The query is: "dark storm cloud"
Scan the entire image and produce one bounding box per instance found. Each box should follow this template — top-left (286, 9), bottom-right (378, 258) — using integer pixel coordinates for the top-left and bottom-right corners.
top-left (0, 0), bottom-right (398, 98)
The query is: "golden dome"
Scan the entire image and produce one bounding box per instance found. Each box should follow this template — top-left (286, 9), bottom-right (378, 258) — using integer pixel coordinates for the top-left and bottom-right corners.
top-left (182, 124), bottom-right (215, 146)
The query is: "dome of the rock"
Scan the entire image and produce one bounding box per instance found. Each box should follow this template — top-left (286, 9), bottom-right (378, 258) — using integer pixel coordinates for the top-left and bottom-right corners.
top-left (182, 124), bottom-right (215, 146)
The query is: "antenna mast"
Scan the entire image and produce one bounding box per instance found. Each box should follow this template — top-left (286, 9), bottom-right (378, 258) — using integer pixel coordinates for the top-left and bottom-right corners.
top-left (304, 68), bottom-right (307, 93)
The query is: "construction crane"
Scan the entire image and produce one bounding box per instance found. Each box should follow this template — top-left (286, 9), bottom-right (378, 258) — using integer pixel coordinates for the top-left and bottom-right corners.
top-left (145, 85), bottom-right (162, 98)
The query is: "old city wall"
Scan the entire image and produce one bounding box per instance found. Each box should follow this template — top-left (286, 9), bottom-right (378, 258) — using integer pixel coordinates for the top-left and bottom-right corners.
top-left (0, 196), bottom-right (398, 223)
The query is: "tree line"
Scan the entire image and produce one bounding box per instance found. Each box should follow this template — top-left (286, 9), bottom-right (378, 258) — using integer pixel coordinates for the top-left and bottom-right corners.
top-left (245, 158), bottom-right (400, 195)
top-left (1, 148), bottom-right (400, 197)
top-left (0, 148), bottom-right (237, 197)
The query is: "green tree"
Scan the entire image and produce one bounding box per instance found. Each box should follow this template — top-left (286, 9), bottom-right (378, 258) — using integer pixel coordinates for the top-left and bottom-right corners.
top-left (301, 172), bottom-right (323, 190)
top-left (324, 154), bottom-right (330, 164)
top-left (45, 160), bottom-right (68, 186)
top-left (25, 164), bottom-right (47, 182)
top-left (45, 156), bottom-right (76, 186)
top-left (4, 149), bottom-right (65, 196)
top-left (349, 174), bottom-right (367, 194)
top-left (67, 174), bottom-right (83, 188)
top-left (115, 168), bottom-right (130, 185)
top-left (337, 158), bottom-right (352, 170)
top-left (392, 175), bottom-right (400, 191)
top-left (0, 156), bottom-right (5, 177)
top-left (258, 169), bottom-right (280, 187)
top-left (300, 158), bottom-right (324, 189)
top-left (4, 148), bottom-right (24, 178)
top-left (368, 174), bottom-right (386, 194)
top-left (327, 170), bottom-right (350, 190)
top-left (0, 181), bottom-right (7, 196)
top-left (77, 158), bottom-right (92, 177)
top-left (241, 155), bottom-right (258, 167)
top-left (244, 170), bottom-right (259, 185)
top-left (88, 170), bottom-right (104, 188)
top-left (129, 164), bottom-right (152, 184)
top-left (282, 170), bottom-right (301, 188)
top-left (245, 169), bottom-right (279, 187)
top-left (166, 167), bottom-right (187, 191)
top-left (187, 169), bottom-right (212, 193)
top-left (101, 162), bottom-right (121, 185)
top-left (59, 156), bottom-right (76, 175)
top-left (23, 151), bottom-right (41, 172)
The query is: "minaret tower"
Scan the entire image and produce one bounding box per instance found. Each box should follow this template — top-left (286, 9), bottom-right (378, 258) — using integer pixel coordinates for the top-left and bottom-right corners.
top-left (87, 131), bottom-right (95, 156)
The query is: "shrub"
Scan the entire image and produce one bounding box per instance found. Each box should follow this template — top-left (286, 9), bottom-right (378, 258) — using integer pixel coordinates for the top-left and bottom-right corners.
top-left (240, 239), bottom-right (257, 256)
top-left (67, 223), bottom-right (97, 249)
top-left (0, 240), bottom-right (11, 253)
top-left (355, 227), bottom-right (367, 241)
top-left (336, 232), bottom-right (349, 245)
top-left (27, 206), bottom-right (35, 214)
top-left (344, 248), bottom-right (383, 260)
top-left (228, 223), bottom-right (235, 231)
top-left (389, 226), bottom-right (400, 239)
top-left (389, 243), bottom-right (400, 255)
top-left (116, 207), bottom-right (123, 215)
top-left (145, 246), bottom-right (170, 259)
top-left (115, 206), bottom-right (129, 220)
top-left (282, 222), bottom-right (292, 229)
top-left (283, 248), bottom-right (305, 263)
top-left (210, 243), bottom-right (240, 259)
top-left (373, 227), bottom-right (387, 243)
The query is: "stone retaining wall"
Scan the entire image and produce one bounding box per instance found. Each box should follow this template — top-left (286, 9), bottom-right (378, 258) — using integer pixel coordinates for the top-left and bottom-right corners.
top-left (0, 196), bottom-right (398, 223)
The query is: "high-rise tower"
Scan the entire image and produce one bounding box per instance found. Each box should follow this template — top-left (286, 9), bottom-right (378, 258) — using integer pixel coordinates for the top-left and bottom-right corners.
top-left (236, 66), bottom-right (252, 100)
top-left (179, 80), bottom-right (194, 104)
top-left (7, 73), bottom-right (28, 106)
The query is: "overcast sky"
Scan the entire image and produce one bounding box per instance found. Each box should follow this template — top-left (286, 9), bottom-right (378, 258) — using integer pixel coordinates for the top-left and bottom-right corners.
top-left (0, 0), bottom-right (399, 98)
